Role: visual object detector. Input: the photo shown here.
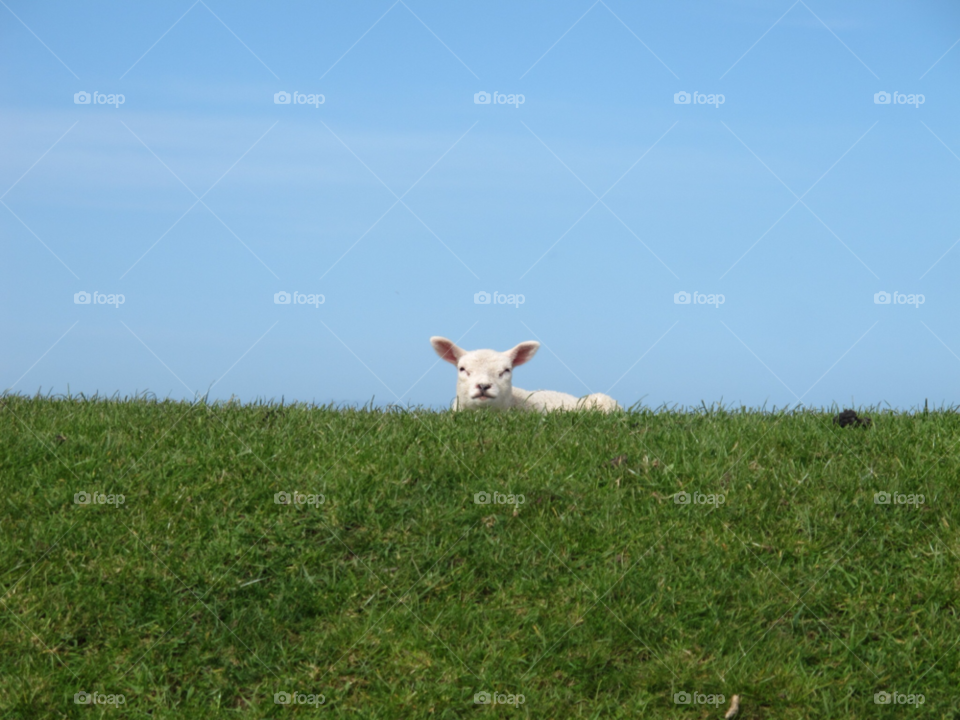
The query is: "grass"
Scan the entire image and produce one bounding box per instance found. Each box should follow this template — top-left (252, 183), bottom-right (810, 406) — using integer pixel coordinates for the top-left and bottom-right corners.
top-left (1, 393), bottom-right (958, 718)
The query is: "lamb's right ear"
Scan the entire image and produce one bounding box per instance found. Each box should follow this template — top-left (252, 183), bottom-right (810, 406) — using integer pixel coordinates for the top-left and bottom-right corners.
top-left (431, 336), bottom-right (465, 365)
top-left (508, 340), bottom-right (540, 367)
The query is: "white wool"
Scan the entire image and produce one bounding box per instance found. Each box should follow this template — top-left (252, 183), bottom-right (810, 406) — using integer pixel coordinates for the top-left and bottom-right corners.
top-left (430, 336), bottom-right (620, 413)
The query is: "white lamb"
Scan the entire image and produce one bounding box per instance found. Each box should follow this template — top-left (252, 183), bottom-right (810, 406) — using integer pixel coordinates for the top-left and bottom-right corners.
top-left (430, 336), bottom-right (620, 413)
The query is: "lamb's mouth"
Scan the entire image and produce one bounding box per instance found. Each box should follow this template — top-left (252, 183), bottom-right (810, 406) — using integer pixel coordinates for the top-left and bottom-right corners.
top-left (472, 393), bottom-right (494, 400)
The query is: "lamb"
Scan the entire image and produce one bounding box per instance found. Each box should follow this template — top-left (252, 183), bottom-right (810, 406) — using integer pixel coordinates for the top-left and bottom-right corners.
top-left (430, 336), bottom-right (621, 413)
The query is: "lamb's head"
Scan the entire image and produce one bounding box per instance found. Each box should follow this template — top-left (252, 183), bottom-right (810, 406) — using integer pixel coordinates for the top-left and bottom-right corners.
top-left (431, 336), bottom-right (540, 410)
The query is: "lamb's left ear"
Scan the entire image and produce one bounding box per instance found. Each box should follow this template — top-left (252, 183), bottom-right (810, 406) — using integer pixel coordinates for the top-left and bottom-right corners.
top-left (507, 341), bottom-right (539, 367)
top-left (431, 336), bottom-right (465, 365)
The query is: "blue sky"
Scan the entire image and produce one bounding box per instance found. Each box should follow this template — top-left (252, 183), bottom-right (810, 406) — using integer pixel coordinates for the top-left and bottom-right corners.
top-left (2, 0), bottom-right (959, 410)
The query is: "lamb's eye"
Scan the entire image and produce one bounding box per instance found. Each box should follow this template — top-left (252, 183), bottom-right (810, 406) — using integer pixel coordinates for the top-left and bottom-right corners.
top-left (499, 368), bottom-right (511, 377)
top-left (459, 367), bottom-right (465, 372)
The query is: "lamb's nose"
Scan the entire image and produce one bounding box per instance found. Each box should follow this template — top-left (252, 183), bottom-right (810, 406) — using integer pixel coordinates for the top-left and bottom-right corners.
top-left (477, 383), bottom-right (492, 391)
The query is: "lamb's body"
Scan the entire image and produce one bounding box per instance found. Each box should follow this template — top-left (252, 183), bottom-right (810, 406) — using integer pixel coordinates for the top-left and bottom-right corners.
top-left (452, 387), bottom-right (619, 413)
top-left (431, 336), bottom-right (620, 413)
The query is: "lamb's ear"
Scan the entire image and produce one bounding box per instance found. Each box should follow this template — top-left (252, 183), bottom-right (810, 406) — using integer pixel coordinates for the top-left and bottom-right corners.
top-left (431, 336), bottom-right (465, 365)
top-left (508, 341), bottom-right (540, 367)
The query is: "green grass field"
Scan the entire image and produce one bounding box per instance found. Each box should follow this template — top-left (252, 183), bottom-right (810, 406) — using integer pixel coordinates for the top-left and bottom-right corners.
top-left (1, 394), bottom-right (958, 718)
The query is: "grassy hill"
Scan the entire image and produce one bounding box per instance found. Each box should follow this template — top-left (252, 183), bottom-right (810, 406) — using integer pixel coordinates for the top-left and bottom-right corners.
top-left (1, 395), bottom-right (957, 718)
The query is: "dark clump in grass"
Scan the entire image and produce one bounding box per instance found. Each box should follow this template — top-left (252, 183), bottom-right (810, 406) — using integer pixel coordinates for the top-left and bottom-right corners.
top-left (1, 392), bottom-right (958, 718)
